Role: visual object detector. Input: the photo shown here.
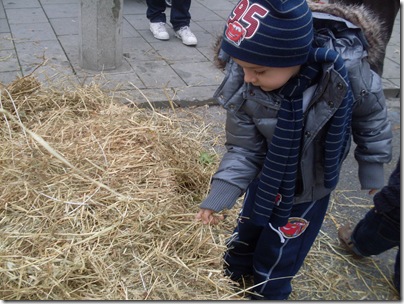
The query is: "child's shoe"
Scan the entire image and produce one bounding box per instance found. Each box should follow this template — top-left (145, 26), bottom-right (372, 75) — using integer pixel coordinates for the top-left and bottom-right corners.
top-left (175, 26), bottom-right (197, 46)
top-left (150, 22), bottom-right (169, 40)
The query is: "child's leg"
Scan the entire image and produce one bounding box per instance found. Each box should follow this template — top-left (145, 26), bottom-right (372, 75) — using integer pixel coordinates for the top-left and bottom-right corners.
top-left (251, 194), bottom-right (330, 300)
top-left (223, 221), bottom-right (263, 281)
top-left (351, 207), bottom-right (400, 256)
top-left (224, 179), bottom-right (262, 280)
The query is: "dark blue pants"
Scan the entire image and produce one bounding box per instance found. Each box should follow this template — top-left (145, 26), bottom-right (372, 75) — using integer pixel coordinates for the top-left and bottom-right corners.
top-left (224, 179), bottom-right (330, 300)
top-left (351, 158), bottom-right (400, 292)
top-left (146, 0), bottom-right (191, 31)
top-left (351, 208), bottom-right (400, 291)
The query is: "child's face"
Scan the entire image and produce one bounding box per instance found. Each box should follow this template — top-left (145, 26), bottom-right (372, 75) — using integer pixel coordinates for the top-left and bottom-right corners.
top-left (233, 58), bottom-right (301, 92)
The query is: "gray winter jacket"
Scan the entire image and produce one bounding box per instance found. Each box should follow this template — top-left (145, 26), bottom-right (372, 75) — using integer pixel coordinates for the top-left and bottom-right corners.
top-left (200, 5), bottom-right (393, 213)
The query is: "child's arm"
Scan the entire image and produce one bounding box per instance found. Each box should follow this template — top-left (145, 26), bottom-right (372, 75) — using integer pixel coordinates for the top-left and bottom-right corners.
top-left (196, 109), bottom-right (267, 224)
top-left (350, 67), bottom-right (393, 191)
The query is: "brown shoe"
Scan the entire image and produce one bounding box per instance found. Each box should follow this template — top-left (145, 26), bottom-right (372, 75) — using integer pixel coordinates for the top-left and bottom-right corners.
top-left (338, 224), bottom-right (363, 258)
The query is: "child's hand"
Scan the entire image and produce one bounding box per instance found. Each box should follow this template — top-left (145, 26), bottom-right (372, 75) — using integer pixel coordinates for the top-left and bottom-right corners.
top-left (195, 208), bottom-right (225, 225)
top-left (368, 189), bottom-right (378, 195)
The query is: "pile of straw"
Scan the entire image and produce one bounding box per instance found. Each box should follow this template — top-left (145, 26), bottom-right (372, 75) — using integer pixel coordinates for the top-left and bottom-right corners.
top-left (0, 76), bottom-right (238, 300)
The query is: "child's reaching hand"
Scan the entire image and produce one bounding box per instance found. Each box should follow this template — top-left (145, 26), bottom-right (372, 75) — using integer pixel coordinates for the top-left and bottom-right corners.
top-left (195, 208), bottom-right (225, 225)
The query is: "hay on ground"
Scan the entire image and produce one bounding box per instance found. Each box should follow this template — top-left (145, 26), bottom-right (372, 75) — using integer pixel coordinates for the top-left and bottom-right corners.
top-left (0, 76), bottom-right (239, 300)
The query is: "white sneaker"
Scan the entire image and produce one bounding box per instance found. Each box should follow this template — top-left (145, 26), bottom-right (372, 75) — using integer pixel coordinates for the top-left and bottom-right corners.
top-left (150, 22), bottom-right (169, 40)
top-left (175, 26), bottom-right (197, 46)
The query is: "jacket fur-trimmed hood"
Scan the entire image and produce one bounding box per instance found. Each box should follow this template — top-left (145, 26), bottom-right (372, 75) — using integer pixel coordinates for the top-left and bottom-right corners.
top-left (213, 1), bottom-right (386, 73)
top-left (309, 2), bottom-right (386, 72)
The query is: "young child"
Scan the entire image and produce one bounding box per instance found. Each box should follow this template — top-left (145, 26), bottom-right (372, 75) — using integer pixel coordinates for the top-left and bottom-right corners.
top-left (195, 0), bottom-right (393, 300)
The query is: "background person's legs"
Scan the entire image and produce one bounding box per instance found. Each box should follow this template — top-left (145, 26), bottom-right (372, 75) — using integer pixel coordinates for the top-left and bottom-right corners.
top-left (146, 0), bottom-right (167, 23)
top-left (170, 0), bottom-right (192, 31)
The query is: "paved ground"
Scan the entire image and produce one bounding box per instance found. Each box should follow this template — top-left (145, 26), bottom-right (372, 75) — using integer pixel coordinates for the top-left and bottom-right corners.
top-left (0, 0), bottom-right (401, 106)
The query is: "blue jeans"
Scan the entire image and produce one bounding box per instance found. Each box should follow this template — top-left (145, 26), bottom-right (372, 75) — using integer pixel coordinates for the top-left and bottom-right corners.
top-left (351, 207), bottom-right (400, 291)
top-left (146, 0), bottom-right (191, 31)
top-left (224, 179), bottom-right (331, 300)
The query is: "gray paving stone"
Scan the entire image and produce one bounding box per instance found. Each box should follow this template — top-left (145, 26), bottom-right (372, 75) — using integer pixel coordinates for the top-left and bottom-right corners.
top-left (3, 0), bottom-right (40, 9)
top-left (151, 39), bottom-right (208, 62)
top-left (14, 39), bottom-right (70, 72)
top-left (57, 34), bottom-right (79, 66)
top-left (382, 79), bottom-right (399, 89)
top-left (385, 44), bottom-right (400, 63)
top-left (186, 30), bottom-right (215, 48)
top-left (213, 10), bottom-right (232, 20)
top-left (388, 31), bottom-right (400, 47)
top-left (0, 49), bottom-right (19, 72)
top-left (171, 61), bottom-right (223, 86)
top-left (197, 45), bottom-right (218, 63)
top-left (49, 17), bottom-right (79, 36)
top-left (40, 0), bottom-right (78, 4)
top-left (25, 62), bottom-right (75, 81)
top-left (0, 2), bottom-right (6, 19)
top-left (189, 4), bottom-right (225, 22)
top-left (9, 22), bottom-right (57, 41)
top-left (123, 0), bottom-right (147, 15)
top-left (0, 70), bottom-right (21, 84)
top-left (197, 0), bottom-right (238, 11)
top-left (77, 69), bottom-right (145, 91)
top-left (382, 57), bottom-right (400, 79)
top-left (194, 20), bottom-right (226, 37)
top-left (0, 33), bottom-right (14, 49)
top-left (42, 3), bottom-right (78, 19)
top-left (74, 56), bottom-right (133, 75)
top-left (122, 19), bottom-right (141, 38)
top-left (388, 79), bottom-right (400, 88)
top-left (124, 14), bottom-right (151, 31)
top-left (389, 15), bottom-right (400, 46)
top-left (123, 37), bottom-right (159, 61)
top-left (0, 19), bottom-right (10, 33)
top-left (130, 60), bottom-right (186, 88)
top-left (5, 7), bottom-right (47, 24)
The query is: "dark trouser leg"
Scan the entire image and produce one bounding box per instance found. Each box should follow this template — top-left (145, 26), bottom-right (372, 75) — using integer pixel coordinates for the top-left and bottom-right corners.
top-left (252, 195), bottom-right (330, 300)
top-left (374, 158), bottom-right (400, 213)
top-left (146, 0), bottom-right (167, 23)
top-left (224, 180), bottom-right (262, 280)
top-left (170, 0), bottom-right (191, 31)
top-left (351, 208), bottom-right (400, 256)
top-left (351, 207), bottom-right (400, 292)
top-left (224, 179), bottom-right (331, 300)
top-left (351, 157), bottom-right (400, 292)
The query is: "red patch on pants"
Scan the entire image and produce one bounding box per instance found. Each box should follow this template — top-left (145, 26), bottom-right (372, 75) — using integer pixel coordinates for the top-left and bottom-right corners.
top-left (279, 217), bottom-right (309, 239)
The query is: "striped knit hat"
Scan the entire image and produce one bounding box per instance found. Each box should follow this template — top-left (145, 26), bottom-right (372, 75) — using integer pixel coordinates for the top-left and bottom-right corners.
top-left (221, 0), bottom-right (314, 67)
